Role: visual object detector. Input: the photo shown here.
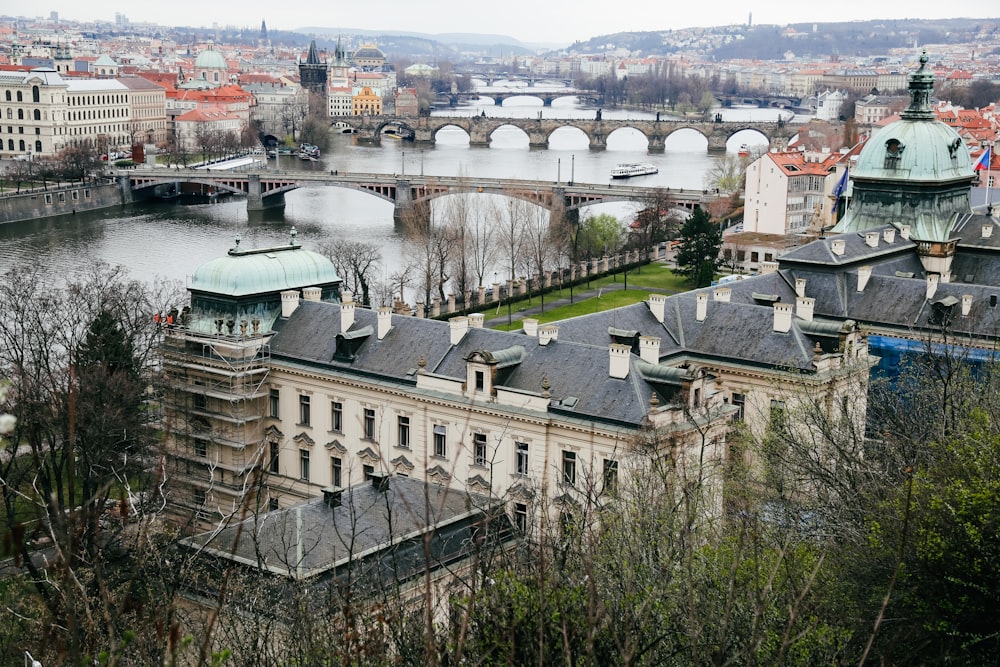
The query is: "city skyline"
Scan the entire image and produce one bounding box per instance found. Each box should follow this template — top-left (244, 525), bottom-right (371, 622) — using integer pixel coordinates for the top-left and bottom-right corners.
top-left (19, 2), bottom-right (998, 47)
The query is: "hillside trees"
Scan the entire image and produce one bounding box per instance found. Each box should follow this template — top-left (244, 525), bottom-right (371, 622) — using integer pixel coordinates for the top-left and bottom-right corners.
top-left (0, 263), bottom-right (191, 664)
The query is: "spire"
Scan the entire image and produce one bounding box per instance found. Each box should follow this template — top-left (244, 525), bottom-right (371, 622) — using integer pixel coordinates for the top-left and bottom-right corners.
top-left (306, 40), bottom-right (321, 65)
top-left (901, 50), bottom-right (935, 121)
top-left (335, 35), bottom-right (345, 64)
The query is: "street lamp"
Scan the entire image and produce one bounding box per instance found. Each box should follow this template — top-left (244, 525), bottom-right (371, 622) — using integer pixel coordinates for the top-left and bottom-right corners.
top-left (24, 650), bottom-right (42, 667)
top-left (570, 154), bottom-right (575, 185)
top-left (557, 158), bottom-right (561, 184)
top-left (401, 150), bottom-right (405, 176)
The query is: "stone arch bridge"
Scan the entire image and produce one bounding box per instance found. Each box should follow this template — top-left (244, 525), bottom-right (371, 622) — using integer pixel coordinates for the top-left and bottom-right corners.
top-left (339, 114), bottom-right (794, 151)
top-left (119, 169), bottom-right (706, 220)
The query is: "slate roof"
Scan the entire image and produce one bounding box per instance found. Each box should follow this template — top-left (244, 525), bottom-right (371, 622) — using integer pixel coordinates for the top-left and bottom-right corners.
top-left (184, 476), bottom-right (503, 581)
top-left (778, 225), bottom-right (914, 267)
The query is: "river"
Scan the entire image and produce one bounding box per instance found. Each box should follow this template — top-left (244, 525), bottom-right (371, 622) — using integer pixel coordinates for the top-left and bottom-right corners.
top-left (0, 87), bottom-right (797, 292)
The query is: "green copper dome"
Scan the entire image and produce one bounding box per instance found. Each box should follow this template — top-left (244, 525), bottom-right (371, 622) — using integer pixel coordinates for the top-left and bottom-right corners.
top-left (195, 48), bottom-right (227, 70)
top-left (191, 232), bottom-right (339, 297)
top-left (833, 52), bottom-right (977, 243)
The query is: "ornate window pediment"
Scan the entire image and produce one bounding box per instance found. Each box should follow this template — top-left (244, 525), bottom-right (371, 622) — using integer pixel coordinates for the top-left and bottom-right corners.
top-left (467, 474), bottom-right (492, 495)
top-left (508, 481), bottom-right (535, 500)
top-left (292, 432), bottom-right (314, 446)
top-left (357, 447), bottom-right (380, 464)
top-left (391, 455), bottom-right (414, 472)
top-left (427, 465), bottom-right (451, 484)
top-left (264, 424), bottom-right (284, 440)
top-left (324, 439), bottom-right (346, 453)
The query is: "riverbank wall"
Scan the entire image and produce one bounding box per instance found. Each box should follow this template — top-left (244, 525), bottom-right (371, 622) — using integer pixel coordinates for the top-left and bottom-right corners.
top-left (0, 181), bottom-right (122, 224)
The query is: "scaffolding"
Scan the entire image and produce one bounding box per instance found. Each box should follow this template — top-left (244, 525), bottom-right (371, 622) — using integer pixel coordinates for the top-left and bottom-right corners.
top-left (160, 326), bottom-right (272, 525)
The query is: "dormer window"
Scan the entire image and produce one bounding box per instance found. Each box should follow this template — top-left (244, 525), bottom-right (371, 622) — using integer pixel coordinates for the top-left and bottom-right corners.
top-left (884, 138), bottom-right (904, 169)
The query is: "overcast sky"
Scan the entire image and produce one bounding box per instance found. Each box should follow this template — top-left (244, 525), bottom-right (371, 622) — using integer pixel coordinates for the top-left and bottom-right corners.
top-left (31, 3), bottom-right (997, 47)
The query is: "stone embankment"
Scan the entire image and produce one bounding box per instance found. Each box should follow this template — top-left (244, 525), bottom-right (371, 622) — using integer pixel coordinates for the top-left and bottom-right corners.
top-left (0, 180), bottom-right (122, 224)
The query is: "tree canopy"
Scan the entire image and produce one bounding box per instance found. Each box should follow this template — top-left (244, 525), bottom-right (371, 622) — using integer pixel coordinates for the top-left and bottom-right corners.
top-left (674, 207), bottom-right (722, 288)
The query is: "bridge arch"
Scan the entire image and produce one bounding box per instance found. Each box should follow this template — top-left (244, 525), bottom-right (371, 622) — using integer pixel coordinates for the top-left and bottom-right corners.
top-left (131, 177), bottom-right (248, 197)
top-left (499, 95), bottom-right (546, 107)
top-left (605, 126), bottom-right (652, 150)
top-left (723, 127), bottom-right (772, 150)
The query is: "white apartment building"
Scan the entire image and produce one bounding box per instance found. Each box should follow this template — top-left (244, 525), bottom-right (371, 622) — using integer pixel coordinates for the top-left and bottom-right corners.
top-left (744, 149), bottom-right (846, 235)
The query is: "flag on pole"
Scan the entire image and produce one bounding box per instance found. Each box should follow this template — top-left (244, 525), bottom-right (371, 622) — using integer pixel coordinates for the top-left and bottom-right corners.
top-left (831, 167), bottom-right (849, 213)
top-left (973, 146), bottom-right (991, 171)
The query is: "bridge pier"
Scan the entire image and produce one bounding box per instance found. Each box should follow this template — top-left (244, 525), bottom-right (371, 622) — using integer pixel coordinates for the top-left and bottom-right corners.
top-left (392, 178), bottom-right (413, 224)
top-left (706, 135), bottom-right (729, 152)
top-left (469, 127), bottom-right (491, 147)
top-left (647, 136), bottom-right (666, 153)
top-left (247, 174), bottom-right (286, 212)
top-left (588, 135), bottom-right (607, 151)
top-left (118, 174), bottom-right (134, 204)
top-left (527, 128), bottom-right (548, 149)
top-left (412, 128), bottom-right (435, 144)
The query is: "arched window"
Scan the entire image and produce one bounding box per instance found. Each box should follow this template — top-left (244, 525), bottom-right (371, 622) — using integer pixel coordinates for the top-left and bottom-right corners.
top-left (16, 91), bottom-right (22, 101)
top-left (6, 139), bottom-right (12, 150)
top-left (32, 86), bottom-right (39, 103)
top-left (4, 91), bottom-right (10, 101)
top-left (33, 109), bottom-right (40, 121)
top-left (17, 109), bottom-right (23, 120)
top-left (18, 139), bottom-right (25, 151)
top-left (34, 140), bottom-right (41, 153)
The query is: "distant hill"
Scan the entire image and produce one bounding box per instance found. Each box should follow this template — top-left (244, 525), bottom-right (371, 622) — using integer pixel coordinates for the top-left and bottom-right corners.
top-left (297, 27), bottom-right (542, 57)
top-left (567, 18), bottom-right (1000, 60)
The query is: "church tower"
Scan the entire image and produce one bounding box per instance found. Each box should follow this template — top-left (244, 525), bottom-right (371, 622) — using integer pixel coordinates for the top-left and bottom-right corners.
top-left (298, 40), bottom-right (328, 96)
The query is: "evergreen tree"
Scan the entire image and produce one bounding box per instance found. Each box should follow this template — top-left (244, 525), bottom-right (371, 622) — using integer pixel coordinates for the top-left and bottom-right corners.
top-left (674, 206), bottom-right (722, 288)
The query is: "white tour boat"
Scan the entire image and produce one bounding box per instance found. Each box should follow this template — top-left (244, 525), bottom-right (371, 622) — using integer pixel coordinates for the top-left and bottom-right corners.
top-left (611, 163), bottom-right (658, 179)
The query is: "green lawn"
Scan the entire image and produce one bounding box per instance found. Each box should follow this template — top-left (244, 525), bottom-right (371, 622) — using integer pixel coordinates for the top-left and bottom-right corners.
top-left (479, 263), bottom-right (693, 331)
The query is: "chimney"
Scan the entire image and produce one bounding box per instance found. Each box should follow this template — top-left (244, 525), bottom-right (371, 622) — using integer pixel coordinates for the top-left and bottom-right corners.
top-left (609, 343), bottom-right (631, 379)
top-left (280, 289), bottom-right (300, 318)
top-left (830, 239), bottom-right (845, 256)
top-left (648, 294), bottom-right (666, 323)
top-left (468, 313), bottom-right (485, 328)
top-left (322, 486), bottom-right (343, 508)
top-left (377, 306), bottom-right (392, 339)
top-left (639, 335), bottom-right (660, 364)
top-left (449, 316), bottom-right (469, 345)
top-left (926, 273), bottom-right (939, 300)
top-left (900, 225), bottom-right (911, 240)
top-left (982, 223), bottom-right (993, 239)
top-left (773, 302), bottom-right (793, 333)
top-left (340, 292), bottom-right (355, 333)
top-left (695, 292), bottom-right (708, 322)
top-left (883, 227), bottom-right (896, 244)
top-left (795, 277), bottom-right (806, 298)
top-left (864, 231), bottom-right (879, 248)
top-left (539, 324), bottom-right (558, 346)
top-left (857, 265), bottom-right (872, 292)
top-left (370, 471), bottom-right (390, 492)
top-left (796, 296), bottom-right (815, 322)
top-left (760, 260), bottom-right (778, 275)
top-left (522, 318), bottom-right (539, 337)
top-left (713, 286), bottom-right (731, 302)
top-left (962, 294), bottom-right (973, 316)
top-left (302, 286), bottom-right (322, 302)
